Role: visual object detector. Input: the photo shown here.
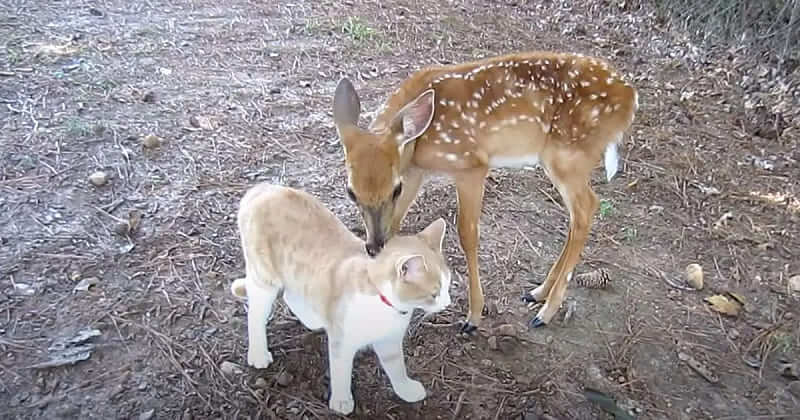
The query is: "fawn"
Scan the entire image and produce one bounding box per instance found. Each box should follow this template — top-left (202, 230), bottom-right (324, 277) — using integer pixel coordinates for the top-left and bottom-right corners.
top-left (230, 183), bottom-right (452, 415)
top-left (331, 51), bottom-right (638, 334)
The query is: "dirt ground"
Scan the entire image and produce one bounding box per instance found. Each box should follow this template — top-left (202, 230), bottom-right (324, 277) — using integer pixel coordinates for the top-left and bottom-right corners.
top-left (2, 0), bottom-right (799, 419)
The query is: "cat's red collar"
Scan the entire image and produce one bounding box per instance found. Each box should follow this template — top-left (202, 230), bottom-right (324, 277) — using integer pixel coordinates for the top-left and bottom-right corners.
top-left (379, 293), bottom-right (408, 315)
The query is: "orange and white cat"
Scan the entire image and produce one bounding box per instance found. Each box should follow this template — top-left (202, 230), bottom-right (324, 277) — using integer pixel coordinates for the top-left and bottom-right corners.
top-left (230, 183), bottom-right (452, 415)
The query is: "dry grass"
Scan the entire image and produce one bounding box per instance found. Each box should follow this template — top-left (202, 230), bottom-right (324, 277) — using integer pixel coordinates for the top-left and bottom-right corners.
top-left (1, 0), bottom-right (798, 419)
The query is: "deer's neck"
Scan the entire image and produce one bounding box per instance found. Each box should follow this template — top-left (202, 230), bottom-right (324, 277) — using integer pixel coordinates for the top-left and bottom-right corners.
top-left (398, 140), bottom-right (417, 173)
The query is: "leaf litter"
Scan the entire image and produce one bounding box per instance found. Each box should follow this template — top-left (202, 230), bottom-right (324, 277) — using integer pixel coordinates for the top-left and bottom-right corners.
top-left (29, 328), bottom-right (102, 369)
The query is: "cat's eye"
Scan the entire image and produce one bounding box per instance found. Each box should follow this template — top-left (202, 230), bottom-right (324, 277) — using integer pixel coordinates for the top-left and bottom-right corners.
top-left (346, 187), bottom-right (357, 202)
top-left (391, 183), bottom-right (403, 201)
top-left (430, 293), bottom-right (438, 300)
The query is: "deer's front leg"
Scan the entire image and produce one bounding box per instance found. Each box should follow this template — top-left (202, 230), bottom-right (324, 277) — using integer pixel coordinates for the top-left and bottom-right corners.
top-left (454, 168), bottom-right (488, 335)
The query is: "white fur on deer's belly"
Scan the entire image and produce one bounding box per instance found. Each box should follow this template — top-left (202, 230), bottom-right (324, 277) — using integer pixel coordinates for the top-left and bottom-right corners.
top-left (283, 291), bottom-right (326, 330)
top-left (488, 154), bottom-right (540, 169)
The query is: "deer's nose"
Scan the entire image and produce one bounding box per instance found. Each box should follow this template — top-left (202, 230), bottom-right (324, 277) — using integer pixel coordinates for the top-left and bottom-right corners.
top-left (365, 241), bottom-right (384, 257)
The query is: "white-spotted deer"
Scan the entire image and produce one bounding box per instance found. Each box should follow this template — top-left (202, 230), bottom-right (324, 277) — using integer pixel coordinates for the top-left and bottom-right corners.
top-left (332, 51), bottom-right (638, 334)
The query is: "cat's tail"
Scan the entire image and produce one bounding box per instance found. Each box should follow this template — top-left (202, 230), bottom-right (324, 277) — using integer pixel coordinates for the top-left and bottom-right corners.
top-left (231, 278), bottom-right (247, 298)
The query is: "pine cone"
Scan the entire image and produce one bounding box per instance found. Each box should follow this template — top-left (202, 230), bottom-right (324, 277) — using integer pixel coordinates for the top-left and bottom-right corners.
top-left (574, 268), bottom-right (611, 289)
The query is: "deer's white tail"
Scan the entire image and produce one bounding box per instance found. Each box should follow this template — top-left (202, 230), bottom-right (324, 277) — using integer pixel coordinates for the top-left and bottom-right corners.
top-left (604, 133), bottom-right (623, 182)
top-left (231, 278), bottom-right (247, 298)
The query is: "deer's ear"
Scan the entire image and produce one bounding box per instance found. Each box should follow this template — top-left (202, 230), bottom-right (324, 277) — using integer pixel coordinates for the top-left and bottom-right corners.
top-left (391, 89), bottom-right (435, 147)
top-left (333, 78), bottom-right (361, 128)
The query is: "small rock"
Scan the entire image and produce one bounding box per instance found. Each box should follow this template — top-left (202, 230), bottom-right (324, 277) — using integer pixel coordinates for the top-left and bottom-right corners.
top-left (72, 277), bottom-right (98, 293)
top-left (788, 275), bottom-right (800, 293)
top-left (617, 375), bottom-right (626, 384)
top-left (220, 361), bottom-right (242, 375)
top-left (276, 370), bottom-right (292, 387)
top-left (139, 409), bottom-right (155, 420)
top-left (142, 91), bottom-right (157, 103)
top-left (114, 221), bottom-right (131, 236)
top-left (789, 381), bottom-right (800, 398)
top-left (779, 361), bottom-right (798, 380)
top-left (269, 87), bottom-right (281, 94)
top-left (515, 373), bottom-right (532, 386)
top-left (727, 328), bottom-right (739, 340)
top-left (88, 7), bottom-right (103, 16)
top-left (494, 323), bottom-right (516, 337)
top-left (488, 336), bottom-right (498, 351)
top-left (686, 264), bottom-right (703, 290)
top-left (480, 359), bottom-right (493, 367)
top-left (545, 335), bottom-right (553, 345)
top-left (141, 134), bottom-right (161, 149)
top-left (12, 283), bottom-right (35, 296)
top-left (109, 384), bottom-right (126, 399)
top-left (88, 171), bottom-right (108, 186)
top-left (254, 377), bottom-right (268, 388)
top-left (137, 382), bottom-right (148, 391)
top-left (189, 115), bottom-right (214, 130)
top-left (485, 301), bottom-right (498, 315)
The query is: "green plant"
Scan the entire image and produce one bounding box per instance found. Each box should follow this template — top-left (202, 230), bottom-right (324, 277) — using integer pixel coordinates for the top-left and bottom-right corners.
top-left (621, 226), bottom-right (638, 241)
top-left (65, 117), bottom-right (91, 137)
top-left (341, 17), bottom-right (374, 41)
top-left (599, 199), bottom-right (615, 219)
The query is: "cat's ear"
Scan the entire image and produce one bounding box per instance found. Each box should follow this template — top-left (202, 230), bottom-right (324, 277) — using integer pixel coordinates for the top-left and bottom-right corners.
top-left (418, 218), bottom-right (446, 253)
top-left (396, 255), bottom-right (427, 282)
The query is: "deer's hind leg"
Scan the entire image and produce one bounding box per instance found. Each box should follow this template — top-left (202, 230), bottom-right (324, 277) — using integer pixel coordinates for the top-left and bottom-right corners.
top-left (526, 152), bottom-right (598, 328)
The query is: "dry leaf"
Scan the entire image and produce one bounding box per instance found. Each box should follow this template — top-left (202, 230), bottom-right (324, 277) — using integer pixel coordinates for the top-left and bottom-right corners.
top-left (678, 351), bottom-right (720, 383)
top-left (727, 292), bottom-right (746, 306)
top-left (704, 294), bottom-right (741, 316)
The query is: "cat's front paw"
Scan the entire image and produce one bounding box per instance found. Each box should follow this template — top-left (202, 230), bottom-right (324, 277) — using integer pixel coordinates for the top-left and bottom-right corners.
top-left (247, 348), bottom-right (273, 369)
top-left (328, 396), bottom-right (355, 415)
top-left (394, 379), bottom-right (426, 403)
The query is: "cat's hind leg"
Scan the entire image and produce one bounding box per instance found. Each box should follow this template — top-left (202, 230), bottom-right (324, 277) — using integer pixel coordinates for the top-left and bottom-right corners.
top-left (244, 280), bottom-right (280, 369)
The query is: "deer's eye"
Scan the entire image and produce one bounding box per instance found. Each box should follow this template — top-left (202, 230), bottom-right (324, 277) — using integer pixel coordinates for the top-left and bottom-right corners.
top-left (392, 183), bottom-right (403, 201)
top-left (346, 187), bottom-right (357, 202)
